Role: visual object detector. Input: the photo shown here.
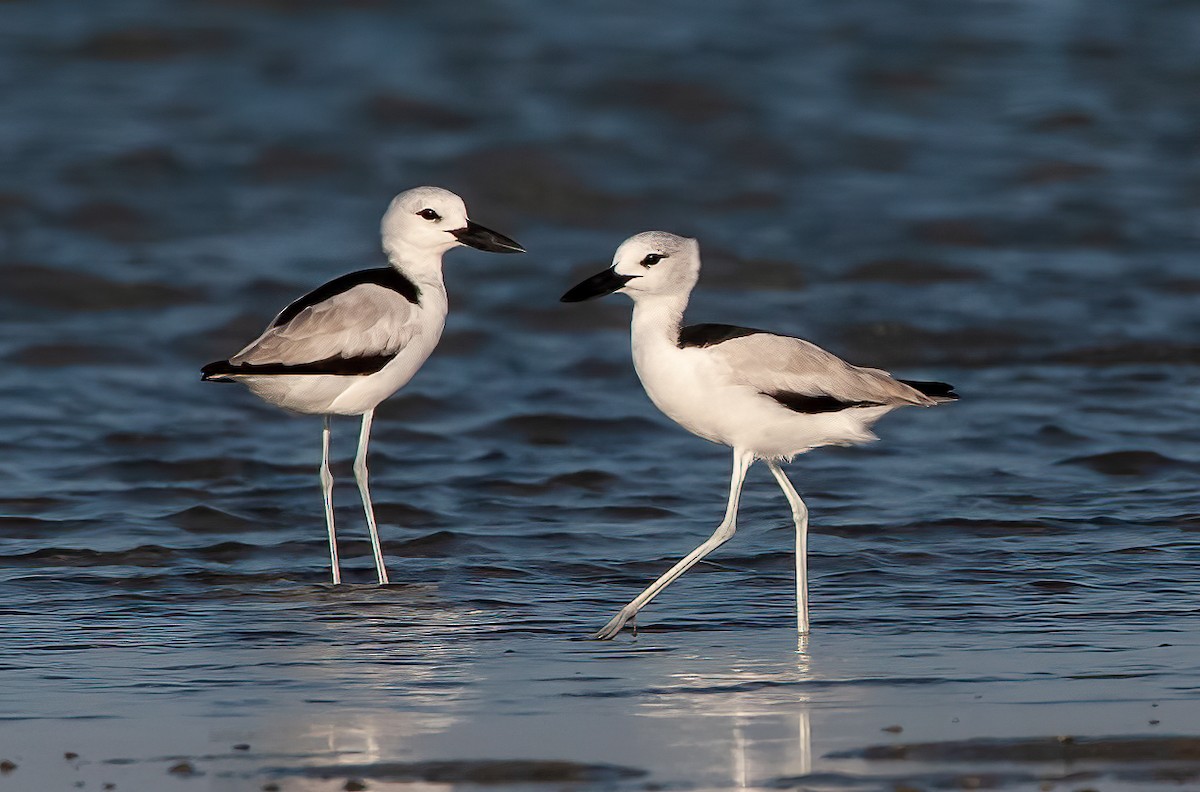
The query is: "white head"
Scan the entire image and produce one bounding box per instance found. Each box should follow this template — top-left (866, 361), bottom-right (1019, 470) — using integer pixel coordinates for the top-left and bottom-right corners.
top-left (561, 231), bottom-right (700, 304)
top-left (380, 186), bottom-right (524, 264)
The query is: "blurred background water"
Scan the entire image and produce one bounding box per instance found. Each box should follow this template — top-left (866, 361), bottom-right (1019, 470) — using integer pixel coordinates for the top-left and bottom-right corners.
top-left (2, 0), bottom-right (1200, 789)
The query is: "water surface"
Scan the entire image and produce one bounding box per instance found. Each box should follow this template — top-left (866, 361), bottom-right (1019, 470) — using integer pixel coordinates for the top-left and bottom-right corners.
top-left (2, 0), bottom-right (1200, 789)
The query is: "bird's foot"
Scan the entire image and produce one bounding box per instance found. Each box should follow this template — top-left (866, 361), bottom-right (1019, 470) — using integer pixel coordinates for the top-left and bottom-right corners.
top-left (592, 606), bottom-right (637, 640)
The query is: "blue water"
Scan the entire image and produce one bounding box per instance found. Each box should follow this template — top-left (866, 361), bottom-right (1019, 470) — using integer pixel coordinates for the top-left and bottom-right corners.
top-left (3, 0), bottom-right (1200, 788)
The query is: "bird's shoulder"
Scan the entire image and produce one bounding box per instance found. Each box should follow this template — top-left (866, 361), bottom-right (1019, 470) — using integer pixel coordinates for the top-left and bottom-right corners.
top-left (679, 323), bottom-right (840, 364)
top-left (271, 267), bottom-right (421, 329)
top-left (677, 323), bottom-right (768, 349)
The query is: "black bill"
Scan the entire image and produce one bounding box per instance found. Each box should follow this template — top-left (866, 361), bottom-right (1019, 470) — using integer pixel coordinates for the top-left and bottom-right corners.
top-left (560, 267), bottom-right (637, 302)
top-left (451, 221), bottom-right (525, 253)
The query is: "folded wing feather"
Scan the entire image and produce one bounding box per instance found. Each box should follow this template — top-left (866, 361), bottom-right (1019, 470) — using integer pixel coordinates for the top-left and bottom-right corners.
top-left (230, 284), bottom-right (419, 367)
top-left (701, 332), bottom-right (936, 407)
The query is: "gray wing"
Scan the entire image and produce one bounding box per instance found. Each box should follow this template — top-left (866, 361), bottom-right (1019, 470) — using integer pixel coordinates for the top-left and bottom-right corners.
top-left (703, 332), bottom-right (936, 407)
top-left (230, 284), bottom-right (420, 366)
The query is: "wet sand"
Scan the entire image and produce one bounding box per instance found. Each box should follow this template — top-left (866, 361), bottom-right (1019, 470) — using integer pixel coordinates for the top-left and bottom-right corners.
top-left (2, 629), bottom-right (1198, 789)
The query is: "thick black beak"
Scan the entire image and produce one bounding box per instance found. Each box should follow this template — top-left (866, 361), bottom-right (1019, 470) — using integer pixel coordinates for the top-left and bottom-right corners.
top-left (451, 221), bottom-right (525, 254)
top-left (560, 267), bottom-right (637, 302)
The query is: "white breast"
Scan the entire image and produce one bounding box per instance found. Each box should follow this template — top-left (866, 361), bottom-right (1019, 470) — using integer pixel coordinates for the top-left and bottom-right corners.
top-left (633, 338), bottom-right (746, 446)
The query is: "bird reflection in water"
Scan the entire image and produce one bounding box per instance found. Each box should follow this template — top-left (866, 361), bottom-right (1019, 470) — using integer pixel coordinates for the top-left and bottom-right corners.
top-left (639, 639), bottom-right (817, 787)
top-left (732, 708), bottom-right (812, 787)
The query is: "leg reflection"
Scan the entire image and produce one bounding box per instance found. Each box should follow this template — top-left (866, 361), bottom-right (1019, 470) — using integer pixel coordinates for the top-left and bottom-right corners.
top-left (797, 707), bottom-right (812, 776)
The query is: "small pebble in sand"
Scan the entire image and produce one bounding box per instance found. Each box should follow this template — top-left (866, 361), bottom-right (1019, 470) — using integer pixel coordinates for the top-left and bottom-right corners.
top-left (103, 784), bottom-right (115, 790)
top-left (233, 744), bottom-right (251, 751)
top-left (1150, 719), bottom-right (1160, 725)
top-left (344, 779), bottom-right (368, 791)
top-left (168, 761), bottom-right (195, 776)
top-left (65, 752), bottom-right (79, 760)
top-left (881, 724), bottom-right (903, 733)
top-left (0, 760), bottom-right (16, 773)
top-left (261, 784), bottom-right (280, 791)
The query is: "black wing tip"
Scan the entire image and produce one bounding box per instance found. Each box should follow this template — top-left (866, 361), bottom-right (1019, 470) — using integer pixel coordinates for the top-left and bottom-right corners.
top-left (767, 391), bottom-right (878, 414)
top-left (201, 360), bottom-right (235, 381)
top-left (202, 354), bottom-right (397, 378)
top-left (900, 379), bottom-right (959, 400)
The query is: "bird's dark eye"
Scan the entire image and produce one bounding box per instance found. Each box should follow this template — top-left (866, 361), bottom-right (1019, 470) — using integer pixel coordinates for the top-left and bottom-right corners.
top-left (417, 208), bottom-right (441, 221)
top-left (641, 253), bottom-right (666, 268)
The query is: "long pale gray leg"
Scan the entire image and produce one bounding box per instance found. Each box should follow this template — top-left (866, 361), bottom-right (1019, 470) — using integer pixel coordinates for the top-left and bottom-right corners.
top-left (353, 408), bottom-right (390, 585)
top-left (321, 416), bottom-right (341, 585)
top-left (593, 448), bottom-right (755, 640)
top-left (768, 462), bottom-right (810, 635)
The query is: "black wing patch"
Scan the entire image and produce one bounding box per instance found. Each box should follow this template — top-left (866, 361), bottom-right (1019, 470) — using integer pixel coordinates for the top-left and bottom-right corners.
top-left (201, 354), bottom-right (396, 380)
top-left (899, 379), bottom-right (959, 400)
top-left (271, 267), bottom-right (420, 328)
top-left (678, 323), bottom-right (766, 349)
top-left (766, 391), bottom-right (882, 414)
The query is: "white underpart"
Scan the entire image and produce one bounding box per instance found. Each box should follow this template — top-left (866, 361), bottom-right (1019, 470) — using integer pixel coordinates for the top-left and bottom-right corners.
top-left (589, 231), bottom-right (947, 639)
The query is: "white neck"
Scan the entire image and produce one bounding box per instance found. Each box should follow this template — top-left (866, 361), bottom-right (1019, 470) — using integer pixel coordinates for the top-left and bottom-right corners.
top-left (630, 292), bottom-right (689, 347)
top-left (384, 240), bottom-right (449, 290)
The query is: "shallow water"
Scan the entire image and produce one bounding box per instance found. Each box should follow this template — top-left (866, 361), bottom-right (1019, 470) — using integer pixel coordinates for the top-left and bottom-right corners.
top-left (3, 0), bottom-right (1200, 789)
